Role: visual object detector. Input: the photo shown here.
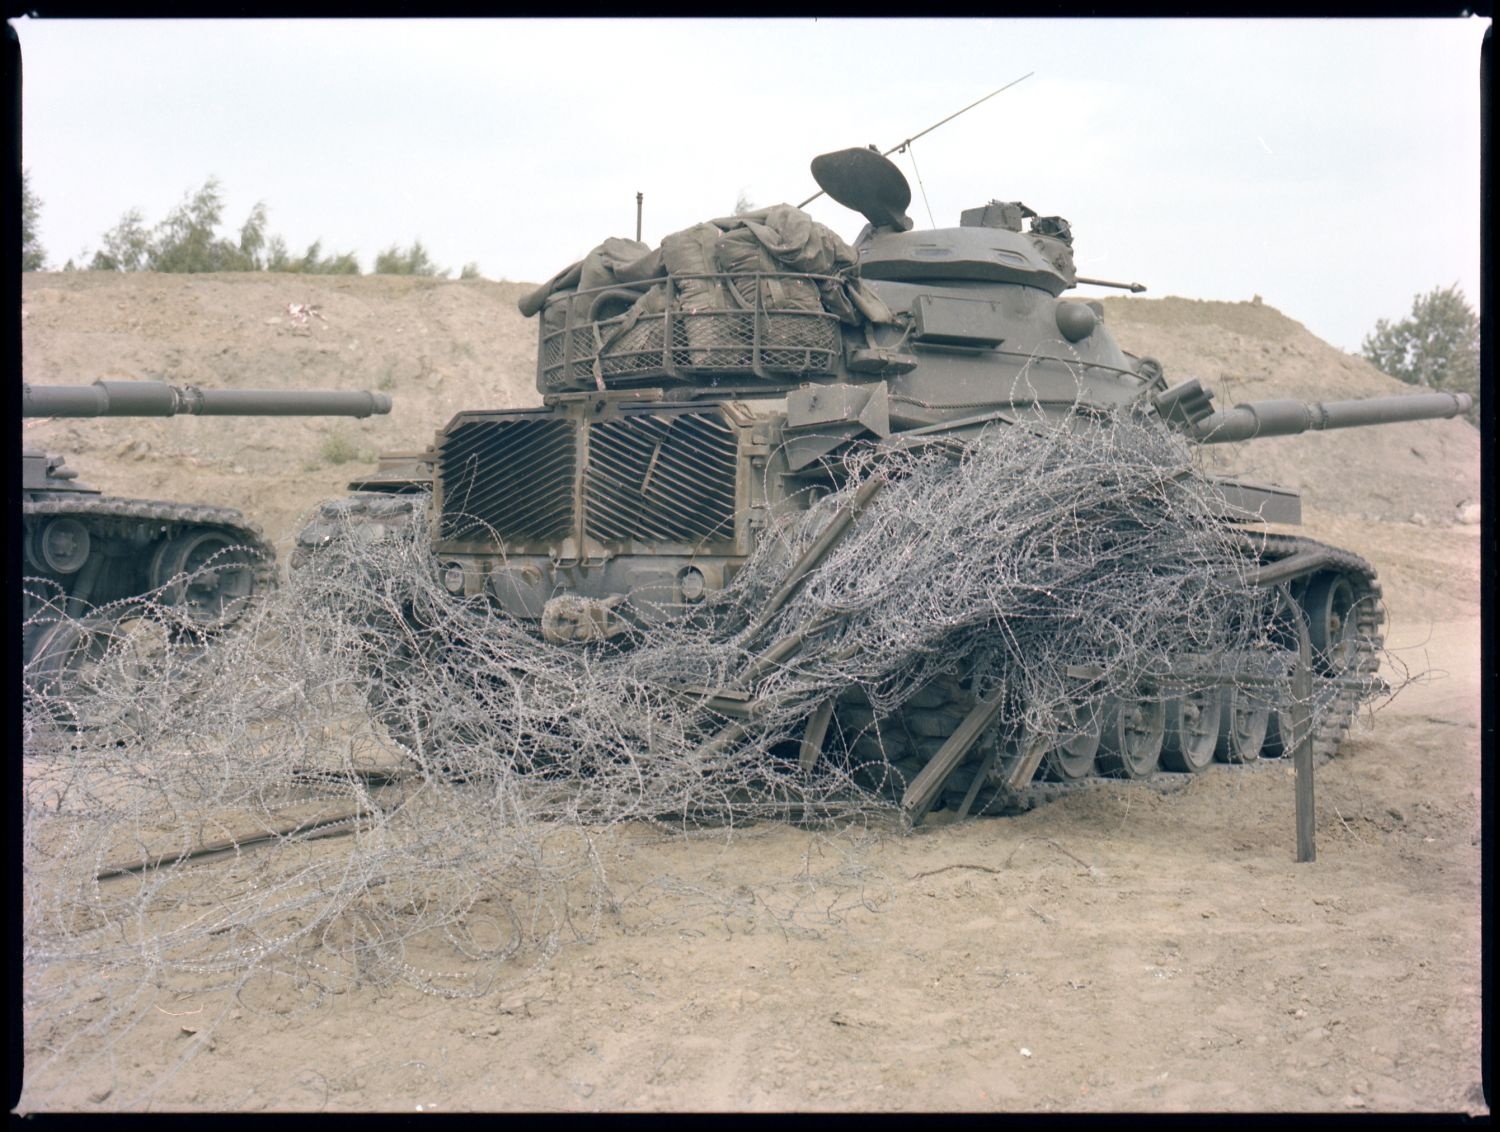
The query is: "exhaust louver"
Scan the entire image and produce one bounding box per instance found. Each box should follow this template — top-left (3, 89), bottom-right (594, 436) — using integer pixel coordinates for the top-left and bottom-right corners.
top-left (586, 413), bottom-right (738, 545)
top-left (439, 418), bottom-right (575, 543)
top-left (437, 410), bottom-right (740, 551)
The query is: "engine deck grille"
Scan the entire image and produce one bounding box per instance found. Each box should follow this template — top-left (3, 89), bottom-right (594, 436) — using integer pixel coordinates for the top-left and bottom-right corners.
top-left (585, 412), bottom-right (738, 545)
top-left (436, 409), bottom-right (742, 552)
top-left (438, 418), bottom-right (575, 543)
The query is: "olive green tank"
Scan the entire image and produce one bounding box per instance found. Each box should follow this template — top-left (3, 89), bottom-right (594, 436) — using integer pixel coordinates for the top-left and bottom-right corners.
top-left (299, 149), bottom-right (1470, 817)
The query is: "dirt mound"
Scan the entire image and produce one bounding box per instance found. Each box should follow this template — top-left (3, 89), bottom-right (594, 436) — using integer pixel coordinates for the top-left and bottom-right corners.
top-left (21, 275), bottom-right (1480, 549)
top-left (22, 272), bottom-right (537, 545)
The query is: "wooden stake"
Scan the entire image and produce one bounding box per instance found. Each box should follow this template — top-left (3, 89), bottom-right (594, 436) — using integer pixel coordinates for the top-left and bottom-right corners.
top-left (954, 745), bottom-right (999, 821)
top-left (901, 683), bottom-right (1008, 825)
top-left (1277, 583), bottom-right (1317, 863)
top-left (799, 698), bottom-right (835, 773)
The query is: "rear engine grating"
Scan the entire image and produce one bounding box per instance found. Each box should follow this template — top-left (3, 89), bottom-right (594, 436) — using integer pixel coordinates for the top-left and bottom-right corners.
top-left (586, 413), bottom-right (738, 545)
top-left (439, 418), bottom-right (575, 543)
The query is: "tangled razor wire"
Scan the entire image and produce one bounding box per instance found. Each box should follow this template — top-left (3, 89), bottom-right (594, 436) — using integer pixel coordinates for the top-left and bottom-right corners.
top-left (23, 409), bottom-right (1324, 1097)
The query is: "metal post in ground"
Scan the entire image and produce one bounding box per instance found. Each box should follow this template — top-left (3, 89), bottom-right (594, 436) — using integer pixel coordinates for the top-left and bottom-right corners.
top-left (1276, 583), bottom-right (1316, 862)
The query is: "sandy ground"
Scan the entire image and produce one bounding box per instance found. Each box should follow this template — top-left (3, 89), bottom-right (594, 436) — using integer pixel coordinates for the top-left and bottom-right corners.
top-left (17, 273), bottom-right (1486, 1113)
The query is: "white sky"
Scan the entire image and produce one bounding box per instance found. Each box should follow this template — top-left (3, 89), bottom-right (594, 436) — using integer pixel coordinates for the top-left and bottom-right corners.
top-left (13, 16), bottom-right (1488, 352)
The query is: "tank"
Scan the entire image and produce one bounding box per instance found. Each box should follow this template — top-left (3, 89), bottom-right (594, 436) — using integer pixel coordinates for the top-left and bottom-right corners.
top-left (298, 148), bottom-right (1471, 819)
top-left (22, 380), bottom-right (393, 688)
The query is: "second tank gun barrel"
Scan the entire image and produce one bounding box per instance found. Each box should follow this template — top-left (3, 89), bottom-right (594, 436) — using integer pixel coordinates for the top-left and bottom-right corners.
top-left (22, 380), bottom-right (393, 419)
top-left (1189, 390), bottom-right (1472, 445)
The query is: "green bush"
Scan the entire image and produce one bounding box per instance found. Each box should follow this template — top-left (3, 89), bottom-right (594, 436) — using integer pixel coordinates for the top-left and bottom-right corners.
top-left (319, 431), bottom-right (366, 466)
top-left (266, 236), bottom-right (360, 275)
top-left (373, 240), bottom-right (448, 277)
top-left (22, 169), bottom-right (46, 271)
top-left (90, 208), bottom-right (151, 272)
top-left (1361, 284), bottom-right (1480, 425)
top-left (88, 179), bottom-right (263, 273)
top-left (77, 178), bottom-right (481, 281)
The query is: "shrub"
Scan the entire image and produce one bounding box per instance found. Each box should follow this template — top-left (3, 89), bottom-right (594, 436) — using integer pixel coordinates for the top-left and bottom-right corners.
top-left (373, 239), bottom-right (448, 277)
top-left (1361, 284), bottom-right (1480, 425)
top-left (267, 236), bottom-right (361, 275)
top-left (22, 169), bottom-right (46, 271)
top-left (319, 431), bottom-right (366, 466)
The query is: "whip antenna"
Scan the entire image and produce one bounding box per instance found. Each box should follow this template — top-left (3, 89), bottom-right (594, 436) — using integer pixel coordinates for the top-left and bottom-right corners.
top-left (798, 73), bottom-right (1034, 209)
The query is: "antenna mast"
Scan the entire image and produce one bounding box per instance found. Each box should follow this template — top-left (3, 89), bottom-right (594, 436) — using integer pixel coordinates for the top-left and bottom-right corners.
top-left (798, 73), bottom-right (1034, 209)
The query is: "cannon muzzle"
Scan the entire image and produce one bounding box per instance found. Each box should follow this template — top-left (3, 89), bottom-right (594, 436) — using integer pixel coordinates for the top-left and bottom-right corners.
top-left (22, 380), bottom-right (393, 419)
top-left (1188, 390), bottom-right (1472, 445)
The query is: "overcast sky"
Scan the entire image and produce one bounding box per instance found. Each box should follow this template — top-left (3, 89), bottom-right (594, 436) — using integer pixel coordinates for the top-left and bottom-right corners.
top-left (13, 16), bottom-right (1488, 353)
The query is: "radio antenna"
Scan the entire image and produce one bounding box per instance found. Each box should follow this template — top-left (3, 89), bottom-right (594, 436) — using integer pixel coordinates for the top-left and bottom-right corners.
top-left (798, 73), bottom-right (1034, 209)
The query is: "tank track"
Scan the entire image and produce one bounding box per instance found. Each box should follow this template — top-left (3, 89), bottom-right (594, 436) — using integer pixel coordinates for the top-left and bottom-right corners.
top-left (832, 532), bottom-right (1385, 815)
top-left (1251, 532), bottom-right (1384, 762)
top-left (22, 496), bottom-right (278, 620)
top-left (23, 497), bottom-right (281, 726)
top-left (26, 495), bottom-right (268, 537)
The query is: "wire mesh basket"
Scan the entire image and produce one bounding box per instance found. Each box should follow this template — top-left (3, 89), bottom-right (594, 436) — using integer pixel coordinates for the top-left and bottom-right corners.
top-left (538, 274), bottom-right (843, 392)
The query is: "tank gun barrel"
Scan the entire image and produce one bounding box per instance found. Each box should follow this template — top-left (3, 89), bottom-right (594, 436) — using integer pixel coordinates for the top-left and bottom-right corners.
top-left (1189, 391), bottom-right (1472, 445)
top-left (1075, 275), bottom-right (1147, 293)
top-left (22, 380), bottom-right (393, 419)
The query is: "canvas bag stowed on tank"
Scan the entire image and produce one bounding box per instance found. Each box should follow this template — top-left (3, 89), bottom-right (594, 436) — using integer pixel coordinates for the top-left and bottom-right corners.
top-left (711, 204), bottom-right (893, 325)
top-left (658, 223), bottom-right (731, 362)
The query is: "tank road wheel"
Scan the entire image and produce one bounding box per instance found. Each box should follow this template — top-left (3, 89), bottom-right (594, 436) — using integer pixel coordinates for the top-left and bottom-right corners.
top-left (1261, 703), bottom-right (1299, 759)
top-left (1216, 685), bottom-right (1268, 763)
top-left (30, 517), bottom-right (92, 574)
top-left (1043, 701), bottom-right (1103, 781)
top-left (1303, 572), bottom-right (1359, 675)
top-left (149, 530), bottom-right (259, 628)
top-left (1160, 686), bottom-right (1224, 773)
top-left (1097, 696), bottom-right (1166, 779)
